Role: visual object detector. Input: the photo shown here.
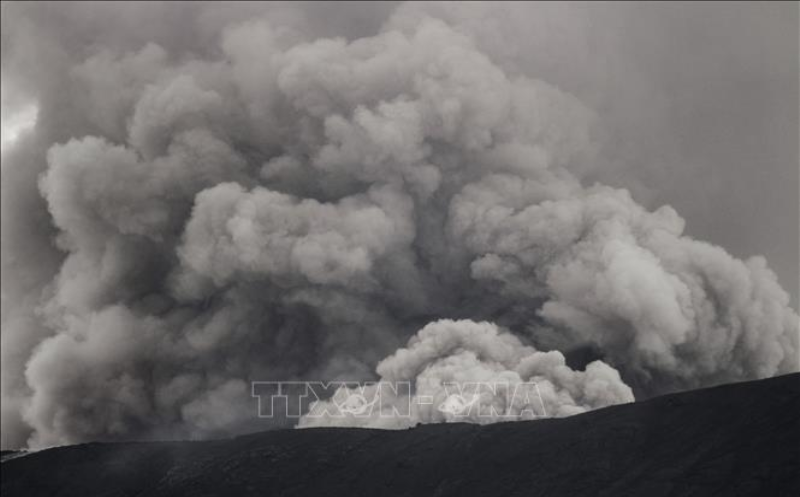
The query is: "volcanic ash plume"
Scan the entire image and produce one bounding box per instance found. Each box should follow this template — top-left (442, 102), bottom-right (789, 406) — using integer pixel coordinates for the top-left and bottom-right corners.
top-left (299, 320), bottom-right (634, 428)
top-left (1, 2), bottom-right (797, 448)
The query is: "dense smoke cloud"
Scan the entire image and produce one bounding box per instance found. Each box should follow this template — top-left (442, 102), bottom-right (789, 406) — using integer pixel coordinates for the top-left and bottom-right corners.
top-left (1, 2), bottom-right (798, 448)
top-left (299, 320), bottom-right (634, 428)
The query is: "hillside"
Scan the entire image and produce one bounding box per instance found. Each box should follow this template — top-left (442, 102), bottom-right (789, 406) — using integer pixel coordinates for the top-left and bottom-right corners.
top-left (2, 373), bottom-right (799, 497)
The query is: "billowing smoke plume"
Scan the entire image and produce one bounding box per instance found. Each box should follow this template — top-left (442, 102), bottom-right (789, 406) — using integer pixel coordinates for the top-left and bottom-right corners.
top-left (1, 2), bottom-right (797, 448)
top-left (299, 320), bottom-right (634, 428)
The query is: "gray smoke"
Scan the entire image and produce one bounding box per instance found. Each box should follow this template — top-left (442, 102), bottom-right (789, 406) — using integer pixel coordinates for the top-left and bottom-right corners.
top-left (299, 319), bottom-right (634, 428)
top-left (1, 1), bottom-right (797, 448)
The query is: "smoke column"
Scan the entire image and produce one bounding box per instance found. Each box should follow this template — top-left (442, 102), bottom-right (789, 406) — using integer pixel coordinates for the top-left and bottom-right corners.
top-left (1, 2), bottom-right (797, 448)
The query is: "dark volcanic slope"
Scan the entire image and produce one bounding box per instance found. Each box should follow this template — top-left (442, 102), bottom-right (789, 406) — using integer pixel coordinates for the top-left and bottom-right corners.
top-left (2, 374), bottom-right (799, 497)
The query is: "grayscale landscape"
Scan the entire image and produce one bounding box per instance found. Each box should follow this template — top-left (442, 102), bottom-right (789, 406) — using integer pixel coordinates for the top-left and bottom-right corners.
top-left (1, 2), bottom-right (798, 495)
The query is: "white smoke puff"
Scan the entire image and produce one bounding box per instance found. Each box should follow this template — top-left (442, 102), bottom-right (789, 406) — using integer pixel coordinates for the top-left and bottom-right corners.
top-left (299, 320), bottom-right (634, 428)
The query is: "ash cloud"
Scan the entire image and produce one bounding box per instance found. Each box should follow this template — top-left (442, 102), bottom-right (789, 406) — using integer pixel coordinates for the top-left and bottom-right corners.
top-left (1, 2), bottom-right (797, 448)
top-left (299, 319), bottom-right (634, 428)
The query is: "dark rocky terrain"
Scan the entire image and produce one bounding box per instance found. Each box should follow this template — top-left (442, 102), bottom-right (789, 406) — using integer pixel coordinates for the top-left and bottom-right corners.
top-left (2, 373), bottom-right (798, 497)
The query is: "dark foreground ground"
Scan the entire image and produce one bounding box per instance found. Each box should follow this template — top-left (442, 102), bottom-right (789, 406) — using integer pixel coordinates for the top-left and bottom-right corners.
top-left (2, 373), bottom-right (799, 497)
